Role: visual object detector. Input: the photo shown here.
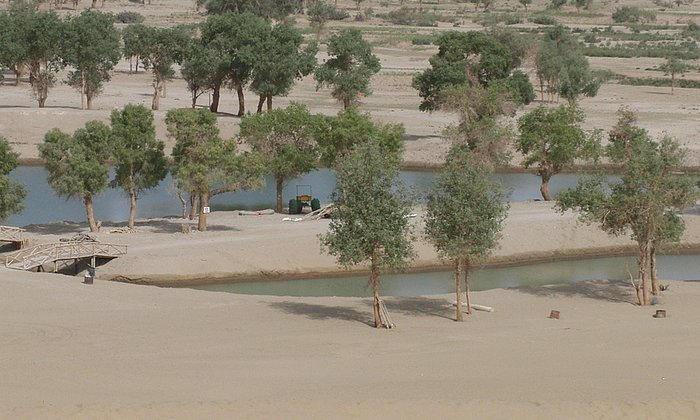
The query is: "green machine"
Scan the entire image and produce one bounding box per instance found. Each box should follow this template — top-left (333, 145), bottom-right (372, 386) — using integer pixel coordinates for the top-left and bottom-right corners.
top-left (288, 185), bottom-right (320, 214)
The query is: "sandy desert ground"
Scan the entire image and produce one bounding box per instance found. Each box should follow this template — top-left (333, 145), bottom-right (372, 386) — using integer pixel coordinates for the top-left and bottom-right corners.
top-left (2, 0), bottom-right (700, 417)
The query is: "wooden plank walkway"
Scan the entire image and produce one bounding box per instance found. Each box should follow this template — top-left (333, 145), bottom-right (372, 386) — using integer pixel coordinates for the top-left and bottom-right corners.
top-left (5, 241), bottom-right (127, 271)
top-left (0, 226), bottom-right (25, 247)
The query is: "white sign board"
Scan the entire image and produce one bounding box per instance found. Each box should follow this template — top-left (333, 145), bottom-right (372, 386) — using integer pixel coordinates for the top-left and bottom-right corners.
top-left (203, 206), bottom-right (211, 214)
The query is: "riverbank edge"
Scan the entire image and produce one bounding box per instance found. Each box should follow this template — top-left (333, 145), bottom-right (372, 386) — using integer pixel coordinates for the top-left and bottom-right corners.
top-left (102, 241), bottom-right (700, 287)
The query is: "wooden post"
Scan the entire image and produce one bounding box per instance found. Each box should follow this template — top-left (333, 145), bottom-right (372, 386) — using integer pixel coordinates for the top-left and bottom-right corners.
top-left (653, 310), bottom-right (666, 318)
top-left (549, 310), bottom-right (560, 319)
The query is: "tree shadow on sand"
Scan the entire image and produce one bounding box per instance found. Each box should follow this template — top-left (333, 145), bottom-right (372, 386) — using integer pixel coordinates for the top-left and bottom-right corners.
top-left (384, 297), bottom-right (454, 320)
top-left (513, 280), bottom-right (636, 304)
top-left (269, 301), bottom-right (372, 326)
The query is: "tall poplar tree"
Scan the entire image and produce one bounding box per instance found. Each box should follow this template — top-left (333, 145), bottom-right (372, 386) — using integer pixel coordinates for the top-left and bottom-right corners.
top-left (320, 139), bottom-right (414, 328)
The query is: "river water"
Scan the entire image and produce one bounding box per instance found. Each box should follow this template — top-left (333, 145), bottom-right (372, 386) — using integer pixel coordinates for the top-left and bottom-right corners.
top-left (6, 166), bottom-right (607, 227)
top-left (192, 255), bottom-right (699, 297)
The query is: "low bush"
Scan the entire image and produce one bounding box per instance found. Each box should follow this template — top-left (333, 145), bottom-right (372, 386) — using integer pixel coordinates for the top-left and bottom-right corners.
top-left (612, 6), bottom-right (656, 24)
top-left (114, 11), bottom-right (144, 24)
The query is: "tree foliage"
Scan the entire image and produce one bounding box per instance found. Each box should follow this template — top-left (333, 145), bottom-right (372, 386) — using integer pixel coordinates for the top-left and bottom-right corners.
top-left (557, 109), bottom-right (698, 305)
top-left (238, 103), bottom-right (318, 213)
top-left (425, 144), bottom-right (508, 321)
top-left (122, 24), bottom-right (152, 73)
top-left (0, 137), bottom-right (26, 221)
top-left (659, 57), bottom-right (689, 95)
top-left (110, 104), bottom-right (168, 228)
top-left (24, 9), bottom-right (65, 108)
top-left (320, 139), bottom-right (414, 328)
top-left (167, 108), bottom-right (264, 231)
top-left (198, 0), bottom-right (300, 19)
top-left (62, 10), bottom-right (121, 110)
top-left (0, 4), bottom-right (33, 87)
top-left (249, 24), bottom-right (318, 112)
top-left (535, 26), bottom-right (601, 103)
top-left (315, 106), bottom-right (404, 168)
top-left (314, 28), bottom-right (381, 109)
top-left (413, 30), bottom-right (529, 112)
top-left (39, 121), bottom-right (112, 232)
top-left (517, 104), bottom-right (601, 200)
top-left (138, 26), bottom-right (191, 110)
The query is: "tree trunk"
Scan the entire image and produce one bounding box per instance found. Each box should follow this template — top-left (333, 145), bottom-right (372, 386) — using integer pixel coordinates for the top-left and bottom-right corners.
top-left (128, 188), bottom-right (137, 229)
top-left (464, 258), bottom-right (472, 315)
top-left (191, 92), bottom-right (198, 109)
top-left (266, 95), bottom-right (272, 110)
top-left (198, 193), bottom-right (209, 231)
top-left (276, 176), bottom-right (284, 214)
top-left (91, 0), bottom-right (96, 8)
top-left (650, 244), bottom-right (659, 295)
top-left (13, 67), bottom-right (21, 86)
top-left (638, 242), bottom-right (651, 305)
top-left (671, 74), bottom-right (675, 95)
top-left (80, 74), bottom-right (86, 110)
top-left (256, 95), bottom-right (265, 113)
top-left (236, 85), bottom-right (245, 116)
top-left (84, 194), bottom-right (99, 233)
top-left (209, 84), bottom-right (221, 113)
top-left (129, 58), bottom-right (133, 74)
top-left (152, 77), bottom-right (161, 110)
top-left (370, 252), bottom-right (382, 328)
top-left (454, 258), bottom-right (463, 321)
top-left (162, 80), bottom-right (167, 98)
top-left (343, 97), bottom-right (351, 109)
top-left (86, 93), bottom-right (93, 111)
top-left (189, 194), bottom-right (198, 220)
top-left (539, 169), bottom-right (552, 201)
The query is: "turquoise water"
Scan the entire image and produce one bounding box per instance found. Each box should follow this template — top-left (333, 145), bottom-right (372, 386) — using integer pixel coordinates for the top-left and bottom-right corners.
top-left (191, 254), bottom-right (699, 297)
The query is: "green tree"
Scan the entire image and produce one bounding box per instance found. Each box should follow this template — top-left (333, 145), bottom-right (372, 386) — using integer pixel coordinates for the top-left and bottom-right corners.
top-left (167, 108), bottom-right (264, 231)
top-left (0, 4), bottom-right (32, 87)
top-left (0, 137), bottom-right (26, 221)
top-left (438, 83), bottom-right (516, 168)
top-left (62, 10), bottom-right (121, 110)
top-left (39, 121), bottom-right (112, 232)
top-left (425, 144), bottom-right (508, 321)
top-left (314, 28), bottom-right (381, 109)
top-left (659, 57), bottom-right (689, 95)
top-left (250, 24), bottom-right (318, 112)
top-left (308, 0), bottom-right (333, 38)
top-left (558, 121), bottom-right (697, 305)
top-left (517, 105), bottom-right (601, 200)
top-left (199, 0), bottom-right (299, 19)
top-left (413, 31), bottom-right (528, 112)
top-left (110, 104), bottom-right (168, 228)
top-left (181, 43), bottom-right (220, 109)
top-left (121, 23), bottom-right (151, 74)
top-left (196, 13), bottom-right (269, 115)
top-left (139, 26), bottom-right (190, 110)
top-left (238, 103), bottom-right (318, 213)
top-left (535, 26), bottom-right (601, 103)
top-left (315, 106), bottom-right (403, 168)
top-left (25, 9), bottom-right (64, 108)
top-left (519, 0), bottom-right (532, 11)
top-left (320, 139), bottom-right (414, 328)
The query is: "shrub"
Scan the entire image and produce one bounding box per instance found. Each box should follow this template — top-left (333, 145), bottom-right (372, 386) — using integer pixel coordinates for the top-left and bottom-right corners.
top-left (328, 8), bottom-right (349, 20)
top-left (114, 11), bottom-right (144, 24)
top-left (532, 15), bottom-right (558, 25)
top-left (381, 7), bottom-right (438, 27)
top-left (583, 33), bottom-right (597, 43)
top-left (411, 34), bottom-right (435, 45)
top-left (612, 6), bottom-right (656, 24)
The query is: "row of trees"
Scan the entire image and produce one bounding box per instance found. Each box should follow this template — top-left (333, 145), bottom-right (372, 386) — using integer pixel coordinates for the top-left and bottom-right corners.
top-left (13, 103), bottom-right (400, 232)
top-left (0, 6), bottom-right (121, 109)
top-left (0, 6), bottom-right (382, 113)
top-left (322, 106), bottom-right (696, 328)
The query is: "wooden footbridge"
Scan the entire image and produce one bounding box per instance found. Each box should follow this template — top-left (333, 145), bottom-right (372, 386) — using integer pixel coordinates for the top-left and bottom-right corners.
top-left (5, 239), bottom-right (127, 272)
top-left (0, 225), bottom-right (26, 248)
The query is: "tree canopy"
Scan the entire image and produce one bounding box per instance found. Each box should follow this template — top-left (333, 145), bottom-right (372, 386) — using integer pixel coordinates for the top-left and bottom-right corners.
top-left (62, 10), bottom-right (121, 110)
top-left (39, 121), bottom-right (112, 232)
top-left (238, 103), bottom-right (318, 212)
top-left (110, 104), bottom-right (168, 228)
top-left (314, 28), bottom-right (381, 109)
top-left (558, 109), bottom-right (698, 305)
top-left (425, 144), bottom-right (508, 321)
top-left (517, 104), bottom-right (601, 201)
top-left (167, 108), bottom-right (264, 231)
top-left (315, 106), bottom-right (404, 168)
top-left (320, 139), bottom-right (414, 328)
top-left (0, 137), bottom-right (26, 221)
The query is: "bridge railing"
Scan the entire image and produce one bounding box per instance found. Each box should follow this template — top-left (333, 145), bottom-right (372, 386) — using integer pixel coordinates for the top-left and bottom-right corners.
top-left (5, 241), bottom-right (127, 271)
top-left (0, 226), bottom-right (25, 243)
